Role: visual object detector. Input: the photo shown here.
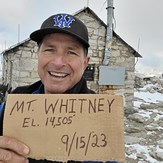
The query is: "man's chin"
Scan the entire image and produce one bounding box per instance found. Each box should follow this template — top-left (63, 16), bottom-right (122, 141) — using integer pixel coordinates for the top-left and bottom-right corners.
top-left (45, 85), bottom-right (68, 94)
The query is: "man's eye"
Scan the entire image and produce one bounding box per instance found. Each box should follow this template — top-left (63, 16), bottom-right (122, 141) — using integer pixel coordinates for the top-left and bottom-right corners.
top-left (67, 51), bottom-right (78, 55)
top-left (45, 48), bottom-right (53, 52)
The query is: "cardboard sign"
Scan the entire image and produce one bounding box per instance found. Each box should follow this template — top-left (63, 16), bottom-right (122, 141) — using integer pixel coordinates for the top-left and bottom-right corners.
top-left (3, 94), bottom-right (125, 162)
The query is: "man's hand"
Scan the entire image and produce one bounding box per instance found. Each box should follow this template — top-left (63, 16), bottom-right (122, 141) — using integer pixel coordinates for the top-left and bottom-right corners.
top-left (0, 136), bottom-right (29, 163)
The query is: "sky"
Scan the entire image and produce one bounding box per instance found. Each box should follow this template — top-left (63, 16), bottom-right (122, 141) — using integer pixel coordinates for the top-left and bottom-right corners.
top-left (0, 0), bottom-right (163, 74)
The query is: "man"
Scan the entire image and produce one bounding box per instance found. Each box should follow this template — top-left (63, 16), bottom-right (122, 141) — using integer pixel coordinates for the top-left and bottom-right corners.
top-left (0, 13), bottom-right (118, 163)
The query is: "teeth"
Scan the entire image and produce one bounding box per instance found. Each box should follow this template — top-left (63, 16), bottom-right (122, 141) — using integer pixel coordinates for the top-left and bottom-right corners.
top-left (49, 72), bottom-right (68, 78)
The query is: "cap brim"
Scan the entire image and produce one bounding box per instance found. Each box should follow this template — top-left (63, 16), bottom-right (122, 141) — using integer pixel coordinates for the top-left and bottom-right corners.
top-left (30, 28), bottom-right (90, 48)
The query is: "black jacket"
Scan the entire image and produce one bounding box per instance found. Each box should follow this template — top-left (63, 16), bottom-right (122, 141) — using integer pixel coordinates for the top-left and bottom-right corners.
top-left (12, 78), bottom-right (95, 94)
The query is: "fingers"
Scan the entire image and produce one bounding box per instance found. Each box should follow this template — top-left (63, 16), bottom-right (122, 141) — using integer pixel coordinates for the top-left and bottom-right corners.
top-left (0, 136), bottom-right (29, 163)
top-left (0, 148), bottom-right (29, 163)
top-left (0, 136), bottom-right (29, 156)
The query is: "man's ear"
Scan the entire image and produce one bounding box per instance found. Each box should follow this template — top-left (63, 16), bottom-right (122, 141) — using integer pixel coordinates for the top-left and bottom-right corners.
top-left (84, 56), bottom-right (90, 70)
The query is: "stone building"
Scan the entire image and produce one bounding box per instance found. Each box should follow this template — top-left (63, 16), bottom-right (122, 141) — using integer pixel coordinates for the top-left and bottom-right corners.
top-left (1, 7), bottom-right (142, 109)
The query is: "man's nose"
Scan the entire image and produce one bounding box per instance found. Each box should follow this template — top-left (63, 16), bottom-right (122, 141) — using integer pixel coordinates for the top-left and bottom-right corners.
top-left (51, 53), bottom-right (66, 67)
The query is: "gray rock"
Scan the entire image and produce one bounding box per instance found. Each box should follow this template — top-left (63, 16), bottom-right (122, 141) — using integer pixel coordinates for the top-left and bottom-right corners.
top-left (156, 151), bottom-right (163, 160)
top-left (125, 135), bottom-right (140, 144)
top-left (137, 153), bottom-right (147, 160)
top-left (159, 144), bottom-right (163, 149)
top-left (128, 113), bottom-right (146, 123)
top-left (145, 126), bottom-right (159, 131)
top-left (125, 127), bottom-right (142, 133)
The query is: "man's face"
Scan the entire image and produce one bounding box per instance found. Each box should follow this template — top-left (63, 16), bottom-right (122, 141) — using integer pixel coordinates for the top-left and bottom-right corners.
top-left (37, 33), bottom-right (89, 94)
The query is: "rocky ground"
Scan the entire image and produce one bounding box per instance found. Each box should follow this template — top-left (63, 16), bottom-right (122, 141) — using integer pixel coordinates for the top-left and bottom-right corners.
top-left (125, 74), bottom-right (163, 163)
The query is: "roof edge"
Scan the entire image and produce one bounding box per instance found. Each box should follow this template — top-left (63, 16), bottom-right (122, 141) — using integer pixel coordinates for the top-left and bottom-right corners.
top-left (74, 7), bottom-right (142, 58)
top-left (2, 38), bottom-right (30, 54)
top-left (3, 7), bottom-right (142, 58)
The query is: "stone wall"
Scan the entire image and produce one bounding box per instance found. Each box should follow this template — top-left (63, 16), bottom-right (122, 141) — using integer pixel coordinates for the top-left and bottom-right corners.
top-left (2, 10), bottom-right (136, 109)
top-left (2, 40), bottom-right (39, 89)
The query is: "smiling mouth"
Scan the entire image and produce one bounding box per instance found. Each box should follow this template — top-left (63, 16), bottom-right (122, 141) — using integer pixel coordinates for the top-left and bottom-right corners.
top-left (48, 71), bottom-right (69, 78)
